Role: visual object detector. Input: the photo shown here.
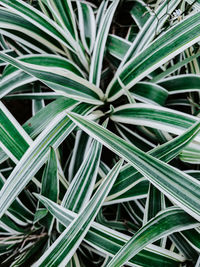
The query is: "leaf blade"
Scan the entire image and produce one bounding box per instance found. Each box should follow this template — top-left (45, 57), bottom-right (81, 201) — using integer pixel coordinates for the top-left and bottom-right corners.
top-left (67, 113), bottom-right (200, 221)
top-left (33, 159), bottom-right (123, 266)
top-left (107, 207), bottom-right (199, 267)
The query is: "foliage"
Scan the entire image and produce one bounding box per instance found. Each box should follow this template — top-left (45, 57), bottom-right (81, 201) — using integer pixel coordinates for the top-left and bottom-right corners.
top-left (0, 0), bottom-right (200, 266)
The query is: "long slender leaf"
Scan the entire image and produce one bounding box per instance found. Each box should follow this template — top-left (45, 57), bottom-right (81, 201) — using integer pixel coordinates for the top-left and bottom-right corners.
top-left (33, 159), bottom-right (123, 266)
top-left (111, 103), bottom-right (200, 139)
top-left (41, 0), bottom-right (78, 40)
top-left (106, 34), bottom-right (131, 61)
top-left (67, 113), bottom-right (200, 221)
top-left (62, 140), bottom-right (102, 212)
top-left (0, 173), bottom-right (33, 223)
top-left (0, 54), bottom-right (84, 99)
top-left (76, 1), bottom-right (96, 54)
top-left (89, 0), bottom-right (119, 86)
top-left (0, 97), bottom-right (77, 166)
top-left (24, 97), bottom-right (77, 139)
top-left (0, 101), bottom-right (32, 162)
top-left (68, 130), bottom-right (92, 182)
top-left (0, 52), bottom-right (104, 104)
top-left (119, 0), bottom-right (181, 67)
top-left (106, 12), bottom-right (200, 101)
top-left (0, 0), bottom-right (82, 55)
top-left (0, 7), bottom-right (66, 54)
top-left (185, 0), bottom-right (200, 10)
top-left (59, 138), bottom-right (102, 231)
top-left (129, 82), bottom-right (168, 106)
top-left (130, 0), bottom-right (150, 29)
top-left (158, 74), bottom-right (200, 94)
top-left (0, 103), bottom-right (94, 219)
top-left (106, 117), bottom-right (200, 204)
top-left (107, 207), bottom-right (199, 267)
top-left (33, 194), bottom-right (186, 267)
top-left (39, 147), bottom-right (58, 231)
top-left (151, 51), bottom-right (200, 83)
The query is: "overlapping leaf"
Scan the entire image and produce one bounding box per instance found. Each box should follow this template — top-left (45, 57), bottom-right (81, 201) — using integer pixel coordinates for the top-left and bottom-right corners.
top-left (34, 189), bottom-right (185, 266)
top-left (67, 113), bottom-right (200, 221)
top-left (0, 103), bottom-right (94, 219)
top-left (106, 11), bottom-right (200, 101)
top-left (107, 207), bottom-right (199, 267)
top-left (0, 52), bottom-right (104, 104)
top-left (33, 160), bottom-right (123, 266)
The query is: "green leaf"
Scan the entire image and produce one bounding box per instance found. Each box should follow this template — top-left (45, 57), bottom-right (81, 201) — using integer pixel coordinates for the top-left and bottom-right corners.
top-left (0, 52), bottom-right (104, 105)
top-left (32, 194), bottom-right (186, 267)
top-left (107, 111), bottom-right (200, 203)
top-left (115, 123), bottom-right (154, 151)
top-left (144, 184), bottom-right (164, 225)
top-left (68, 130), bottom-right (92, 181)
top-left (59, 138), bottom-right (102, 231)
top-left (185, 0), bottom-right (200, 11)
top-left (0, 98), bottom-right (77, 169)
top-left (32, 84), bottom-right (45, 116)
top-left (40, 0), bottom-right (78, 40)
top-left (33, 208), bottom-right (48, 223)
top-left (0, 49), bottom-right (16, 67)
top-left (89, 0), bottom-right (119, 86)
top-left (67, 113), bottom-right (200, 221)
top-left (2, 54), bottom-right (85, 81)
top-left (170, 231), bottom-right (199, 261)
top-left (106, 34), bottom-right (131, 61)
top-left (41, 147), bottom-right (58, 203)
top-left (111, 103), bottom-right (200, 139)
top-left (0, 7), bottom-right (66, 55)
top-left (107, 207), bottom-right (199, 267)
top-left (0, 0), bottom-right (82, 56)
top-left (151, 51), bottom-right (200, 83)
top-left (180, 144), bottom-right (200, 164)
top-left (0, 101), bottom-right (32, 162)
top-left (95, 1), bottom-right (108, 31)
top-left (181, 228), bottom-right (200, 252)
top-left (39, 147), bottom-right (58, 231)
top-left (62, 140), bottom-right (102, 212)
top-left (0, 97), bottom-right (77, 167)
top-left (158, 74), bottom-right (200, 95)
top-left (33, 159), bottom-right (123, 266)
top-left (119, 0), bottom-right (181, 66)
top-left (0, 103), bottom-right (94, 219)
top-left (0, 173), bottom-right (34, 223)
top-left (77, 1), bottom-right (96, 54)
top-left (106, 11), bottom-right (200, 101)
top-left (24, 97), bottom-right (77, 139)
top-left (130, 0), bottom-right (150, 29)
top-left (3, 92), bottom-right (61, 100)
top-left (129, 82), bottom-right (168, 105)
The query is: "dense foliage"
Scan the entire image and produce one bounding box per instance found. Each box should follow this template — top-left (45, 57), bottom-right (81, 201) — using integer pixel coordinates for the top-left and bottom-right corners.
top-left (0, 0), bottom-right (200, 266)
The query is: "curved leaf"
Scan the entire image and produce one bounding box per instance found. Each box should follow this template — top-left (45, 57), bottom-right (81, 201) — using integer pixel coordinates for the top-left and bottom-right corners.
top-left (67, 113), bottom-right (200, 221)
top-left (107, 207), bottom-right (199, 267)
top-left (0, 52), bottom-right (104, 104)
top-left (33, 160), bottom-right (123, 266)
top-left (106, 12), bottom-right (200, 101)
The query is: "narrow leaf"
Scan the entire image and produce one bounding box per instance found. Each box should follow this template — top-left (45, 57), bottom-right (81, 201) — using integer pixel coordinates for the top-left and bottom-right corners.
top-left (67, 113), bottom-right (200, 221)
top-left (106, 12), bottom-right (200, 101)
top-left (0, 103), bottom-right (94, 219)
top-left (33, 159), bottom-right (123, 266)
top-left (107, 207), bottom-right (199, 267)
top-left (89, 0), bottom-right (119, 86)
top-left (0, 52), bottom-right (104, 105)
top-left (33, 194), bottom-right (186, 266)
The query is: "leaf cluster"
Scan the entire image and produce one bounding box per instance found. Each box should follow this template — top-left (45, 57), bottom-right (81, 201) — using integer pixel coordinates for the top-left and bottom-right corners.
top-left (0, 0), bottom-right (200, 266)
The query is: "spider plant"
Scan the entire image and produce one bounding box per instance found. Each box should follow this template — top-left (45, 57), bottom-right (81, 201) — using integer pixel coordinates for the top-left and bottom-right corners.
top-left (0, 0), bottom-right (200, 266)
